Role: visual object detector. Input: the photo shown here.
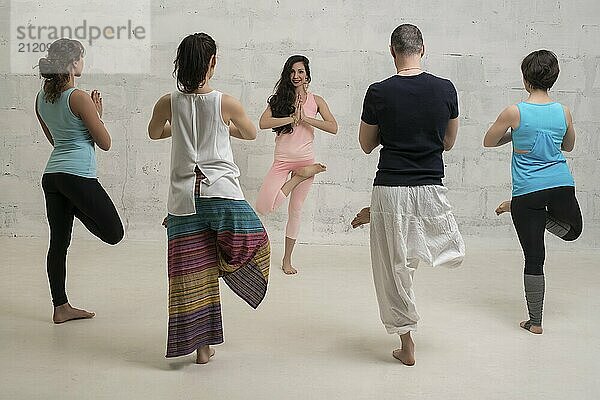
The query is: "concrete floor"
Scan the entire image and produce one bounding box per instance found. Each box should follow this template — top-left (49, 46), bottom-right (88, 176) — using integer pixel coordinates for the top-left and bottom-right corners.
top-left (1, 236), bottom-right (599, 400)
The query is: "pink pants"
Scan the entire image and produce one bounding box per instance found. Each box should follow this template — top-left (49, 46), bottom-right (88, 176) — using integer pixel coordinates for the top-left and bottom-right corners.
top-left (255, 159), bottom-right (315, 240)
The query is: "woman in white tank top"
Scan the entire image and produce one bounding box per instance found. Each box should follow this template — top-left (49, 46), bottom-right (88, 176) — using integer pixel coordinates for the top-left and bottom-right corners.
top-left (148, 33), bottom-right (271, 365)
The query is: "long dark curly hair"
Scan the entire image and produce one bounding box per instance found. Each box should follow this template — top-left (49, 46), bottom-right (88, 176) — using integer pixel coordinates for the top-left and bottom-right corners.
top-left (38, 39), bottom-right (85, 103)
top-left (268, 55), bottom-right (311, 134)
top-left (173, 33), bottom-right (217, 94)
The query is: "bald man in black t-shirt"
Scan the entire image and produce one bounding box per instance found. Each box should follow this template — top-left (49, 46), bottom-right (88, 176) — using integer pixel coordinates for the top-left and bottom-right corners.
top-left (353, 24), bottom-right (465, 366)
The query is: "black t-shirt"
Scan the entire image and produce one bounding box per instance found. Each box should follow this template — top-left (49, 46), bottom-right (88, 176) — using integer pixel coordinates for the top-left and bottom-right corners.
top-left (361, 72), bottom-right (458, 187)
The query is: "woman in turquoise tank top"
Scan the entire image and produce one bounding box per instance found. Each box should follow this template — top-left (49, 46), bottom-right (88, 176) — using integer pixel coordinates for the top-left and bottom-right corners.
top-left (36, 39), bottom-right (123, 324)
top-left (484, 50), bottom-right (582, 334)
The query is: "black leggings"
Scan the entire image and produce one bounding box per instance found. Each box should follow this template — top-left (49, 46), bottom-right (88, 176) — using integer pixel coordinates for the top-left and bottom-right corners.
top-left (42, 173), bottom-right (124, 306)
top-left (511, 186), bottom-right (583, 276)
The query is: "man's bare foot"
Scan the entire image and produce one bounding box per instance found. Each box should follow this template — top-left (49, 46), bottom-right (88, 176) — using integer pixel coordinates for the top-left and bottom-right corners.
top-left (495, 200), bottom-right (511, 215)
top-left (392, 348), bottom-right (415, 366)
top-left (520, 320), bottom-right (543, 334)
top-left (393, 332), bottom-right (415, 365)
top-left (293, 163), bottom-right (327, 179)
top-left (53, 303), bottom-right (95, 324)
top-left (282, 261), bottom-right (297, 275)
top-left (351, 207), bottom-right (371, 228)
top-left (196, 345), bottom-right (216, 364)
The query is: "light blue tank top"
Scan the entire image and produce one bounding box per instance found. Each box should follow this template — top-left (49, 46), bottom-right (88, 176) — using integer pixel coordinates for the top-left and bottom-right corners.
top-left (511, 102), bottom-right (574, 197)
top-left (37, 87), bottom-right (97, 178)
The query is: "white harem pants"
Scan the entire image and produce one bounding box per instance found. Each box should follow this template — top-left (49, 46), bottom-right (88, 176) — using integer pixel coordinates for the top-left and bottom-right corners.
top-left (370, 185), bottom-right (465, 335)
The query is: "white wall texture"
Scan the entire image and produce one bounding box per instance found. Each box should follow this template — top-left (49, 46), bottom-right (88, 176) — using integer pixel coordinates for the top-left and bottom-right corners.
top-left (1, 0), bottom-right (599, 248)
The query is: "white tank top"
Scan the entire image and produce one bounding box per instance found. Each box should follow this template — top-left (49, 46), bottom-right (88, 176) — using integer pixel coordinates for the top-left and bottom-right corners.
top-left (168, 90), bottom-right (244, 216)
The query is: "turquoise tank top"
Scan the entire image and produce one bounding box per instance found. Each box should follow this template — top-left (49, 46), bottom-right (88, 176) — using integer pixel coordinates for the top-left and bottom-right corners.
top-left (511, 102), bottom-right (574, 197)
top-left (37, 88), bottom-right (97, 178)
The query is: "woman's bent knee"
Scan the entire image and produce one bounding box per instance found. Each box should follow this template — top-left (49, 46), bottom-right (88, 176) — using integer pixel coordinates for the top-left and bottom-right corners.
top-left (255, 203), bottom-right (270, 216)
top-left (562, 227), bottom-right (582, 242)
top-left (105, 225), bottom-right (124, 245)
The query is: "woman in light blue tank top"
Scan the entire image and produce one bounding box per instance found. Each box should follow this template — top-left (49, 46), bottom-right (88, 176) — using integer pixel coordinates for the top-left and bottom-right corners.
top-left (36, 39), bottom-right (123, 324)
top-left (484, 50), bottom-right (582, 335)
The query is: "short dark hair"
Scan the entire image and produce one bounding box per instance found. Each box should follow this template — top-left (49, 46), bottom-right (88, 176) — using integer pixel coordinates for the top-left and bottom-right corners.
top-left (391, 24), bottom-right (423, 56)
top-left (521, 50), bottom-right (559, 90)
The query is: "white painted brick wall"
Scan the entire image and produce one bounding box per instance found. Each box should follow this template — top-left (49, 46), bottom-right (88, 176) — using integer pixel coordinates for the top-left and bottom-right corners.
top-left (1, 0), bottom-right (599, 247)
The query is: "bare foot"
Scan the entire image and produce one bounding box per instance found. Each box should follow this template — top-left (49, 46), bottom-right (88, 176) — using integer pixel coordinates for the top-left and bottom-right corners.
top-left (282, 261), bottom-right (297, 275)
top-left (53, 303), bottom-right (95, 324)
top-left (393, 332), bottom-right (415, 365)
top-left (293, 163), bottom-right (327, 179)
top-left (392, 348), bottom-right (415, 366)
top-left (520, 320), bottom-right (543, 334)
top-left (495, 200), bottom-right (511, 215)
top-left (351, 207), bottom-right (371, 228)
top-left (196, 345), bottom-right (216, 364)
